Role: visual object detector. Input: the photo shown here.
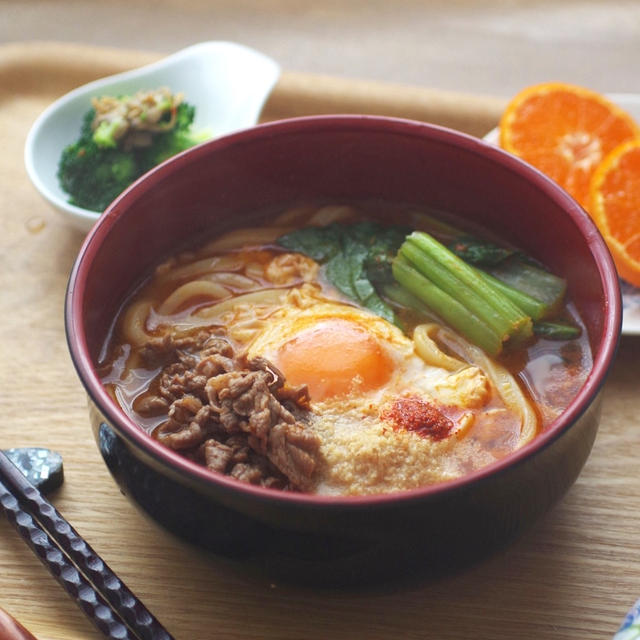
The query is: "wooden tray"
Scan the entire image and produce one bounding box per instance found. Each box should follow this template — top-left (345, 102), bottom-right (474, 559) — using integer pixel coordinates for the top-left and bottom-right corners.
top-left (1, 41), bottom-right (639, 640)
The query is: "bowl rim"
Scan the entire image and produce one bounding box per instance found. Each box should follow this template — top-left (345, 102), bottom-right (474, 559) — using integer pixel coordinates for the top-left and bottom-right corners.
top-left (65, 114), bottom-right (622, 510)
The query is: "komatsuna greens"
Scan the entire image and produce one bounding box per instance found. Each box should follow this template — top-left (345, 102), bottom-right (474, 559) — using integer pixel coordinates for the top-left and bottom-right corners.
top-left (278, 218), bottom-right (579, 356)
top-left (278, 221), bottom-right (410, 324)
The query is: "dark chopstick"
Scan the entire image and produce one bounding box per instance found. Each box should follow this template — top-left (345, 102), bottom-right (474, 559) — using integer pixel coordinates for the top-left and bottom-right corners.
top-left (0, 451), bottom-right (175, 640)
top-left (0, 478), bottom-right (138, 640)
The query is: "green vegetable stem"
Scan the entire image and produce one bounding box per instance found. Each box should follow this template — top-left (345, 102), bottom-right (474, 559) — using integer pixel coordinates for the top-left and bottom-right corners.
top-left (400, 232), bottom-right (533, 347)
top-left (393, 229), bottom-right (580, 354)
top-left (392, 256), bottom-right (503, 356)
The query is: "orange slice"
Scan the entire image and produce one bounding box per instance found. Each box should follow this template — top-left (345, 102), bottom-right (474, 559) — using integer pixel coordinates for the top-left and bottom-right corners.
top-left (589, 139), bottom-right (640, 287)
top-left (499, 82), bottom-right (639, 209)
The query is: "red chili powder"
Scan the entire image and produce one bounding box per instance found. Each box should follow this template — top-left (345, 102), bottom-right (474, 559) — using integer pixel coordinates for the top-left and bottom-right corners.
top-left (382, 396), bottom-right (454, 441)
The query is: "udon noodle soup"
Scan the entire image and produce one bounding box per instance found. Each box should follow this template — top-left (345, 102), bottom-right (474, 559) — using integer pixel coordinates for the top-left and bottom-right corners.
top-left (99, 203), bottom-right (592, 496)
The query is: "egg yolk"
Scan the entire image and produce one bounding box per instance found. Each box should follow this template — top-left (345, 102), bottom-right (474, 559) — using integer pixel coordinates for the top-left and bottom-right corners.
top-left (276, 318), bottom-right (394, 401)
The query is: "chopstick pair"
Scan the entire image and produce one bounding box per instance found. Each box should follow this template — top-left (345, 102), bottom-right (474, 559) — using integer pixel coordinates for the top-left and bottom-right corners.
top-left (0, 450), bottom-right (175, 640)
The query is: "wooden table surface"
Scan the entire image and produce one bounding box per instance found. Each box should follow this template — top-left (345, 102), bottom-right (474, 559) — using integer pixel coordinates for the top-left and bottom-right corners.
top-left (1, 38), bottom-right (640, 640)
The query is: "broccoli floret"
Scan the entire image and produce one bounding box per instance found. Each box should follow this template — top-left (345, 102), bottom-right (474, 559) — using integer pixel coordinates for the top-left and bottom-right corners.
top-left (137, 103), bottom-right (210, 173)
top-left (58, 140), bottom-right (137, 212)
top-left (57, 96), bottom-right (210, 213)
top-left (78, 107), bottom-right (95, 138)
top-left (92, 118), bottom-right (124, 149)
top-left (174, 102), bottom-right (195, 129)
top-left (57, 108), bottom-right (138, 212)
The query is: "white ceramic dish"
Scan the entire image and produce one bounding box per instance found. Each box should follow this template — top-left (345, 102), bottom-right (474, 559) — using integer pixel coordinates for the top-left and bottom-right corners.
top-left (24, 41), bottom-right (280, 233)
top-left (484, 93), bottom-right (640, 336)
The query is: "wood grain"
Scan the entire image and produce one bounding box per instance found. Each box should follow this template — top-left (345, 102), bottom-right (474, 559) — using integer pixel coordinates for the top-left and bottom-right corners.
top-left (262, 70), bottom-right (506, 136)
top-left (0, 41), bottom-right (638, 640)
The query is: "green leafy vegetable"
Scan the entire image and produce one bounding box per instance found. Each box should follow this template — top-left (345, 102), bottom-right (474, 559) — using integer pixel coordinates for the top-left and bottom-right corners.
top-left (411, 210), bottom-right (566, 316)
top-left (391, 229), bottom-right (581, 355)
top-left (277, 223), bottom-right (344, 262)
top-left (477, 270), bottom-right (549, 321)
top-left (448, 235), bottom-right (515, 266)
top-left (401, 231), bottom-right (533, 346)
top-left (487, 257), bottom-right (567, 318)
top-left (532, 321), bottom-right (581, 340)
top-left (278, 216), bottom-right (577, 355)
top-left (277, 221), bottom-right (410, 323)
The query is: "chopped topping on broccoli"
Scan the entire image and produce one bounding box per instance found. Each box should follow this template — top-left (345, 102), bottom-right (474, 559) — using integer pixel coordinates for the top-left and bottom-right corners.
top-left (57, 88), bottom-right (210, 212)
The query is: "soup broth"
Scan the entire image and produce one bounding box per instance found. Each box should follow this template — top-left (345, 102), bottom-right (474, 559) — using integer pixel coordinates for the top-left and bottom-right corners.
top-left (99, 202), bottom-right (592, 496)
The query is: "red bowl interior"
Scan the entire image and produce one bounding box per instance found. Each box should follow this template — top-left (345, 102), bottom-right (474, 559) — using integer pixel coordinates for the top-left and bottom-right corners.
top-left (66, 115), bottom-right (621, 509)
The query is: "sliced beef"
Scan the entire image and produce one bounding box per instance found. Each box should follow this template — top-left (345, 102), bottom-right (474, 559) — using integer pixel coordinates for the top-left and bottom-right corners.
top-left (155, 396), bottom-right (214, 450)
top-left (147, 333), bottom-right (320, 491)
top-left (139, 331), bottom-right (212, 367)
top-left (205, 367), bottom-right (319, 490)
top-left (206, 369), bottom-right (297, 446)
top-left (267, 423), bottom-right (319, 490)
top-left (202, 439), bottom-right (233, 473)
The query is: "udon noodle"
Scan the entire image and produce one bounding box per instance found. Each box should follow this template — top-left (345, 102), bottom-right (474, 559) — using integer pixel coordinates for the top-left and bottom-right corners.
top-left (100, 203), bottom-right (591, 495)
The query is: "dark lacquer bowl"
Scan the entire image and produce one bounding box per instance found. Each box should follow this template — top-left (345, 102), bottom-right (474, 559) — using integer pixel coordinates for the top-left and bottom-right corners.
top-left (65, 115), bottom-right (621, 586)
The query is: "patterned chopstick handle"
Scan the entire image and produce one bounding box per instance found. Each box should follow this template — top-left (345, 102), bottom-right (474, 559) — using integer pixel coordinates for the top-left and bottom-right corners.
top-left (0, 480), bottom-right (137, 640)
top-left (0, 453), bottom-right (174, 640)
